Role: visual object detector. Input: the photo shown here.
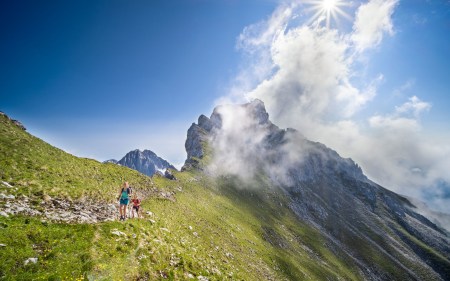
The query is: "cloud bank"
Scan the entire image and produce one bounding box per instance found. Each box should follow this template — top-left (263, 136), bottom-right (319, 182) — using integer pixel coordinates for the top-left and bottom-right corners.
top-left (218, 0), bottom-right (450, 214)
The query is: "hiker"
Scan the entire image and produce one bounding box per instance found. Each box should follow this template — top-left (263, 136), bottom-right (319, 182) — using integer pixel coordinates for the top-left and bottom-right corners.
top-left (164, 168), bottom-right (176, 180)
top-left (131, 193), bottom-right (142, 219)
top-left (127, 185), bottom-right (134, 217)
top-left (118, 182), bottom-right (132, 221)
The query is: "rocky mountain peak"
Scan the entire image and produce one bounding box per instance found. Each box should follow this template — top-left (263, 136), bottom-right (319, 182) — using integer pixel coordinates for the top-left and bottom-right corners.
top-left (109, 149), bottom-right (175, 177)
top-left (183, 99), bottom-right (364, 182)
top-left (184, 99), bottom-right (275, 170)
top-left (182, 100), bottom-right (450, 280)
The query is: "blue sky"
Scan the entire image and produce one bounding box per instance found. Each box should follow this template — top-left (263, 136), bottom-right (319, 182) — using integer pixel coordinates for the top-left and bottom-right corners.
top-left (1, 0), bottom-right (276, 163)
top-left (1, 1), bottom-right (450, 212)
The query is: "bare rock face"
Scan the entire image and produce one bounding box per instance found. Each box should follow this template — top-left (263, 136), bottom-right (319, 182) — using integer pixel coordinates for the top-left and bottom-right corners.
top-left (185, 123), bottom-right (208, 160)
top-left (183, 99), bottom-right (273, 170)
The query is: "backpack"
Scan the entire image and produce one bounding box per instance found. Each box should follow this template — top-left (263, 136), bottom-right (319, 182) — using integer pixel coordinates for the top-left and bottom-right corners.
top-left (121, 187), bottom-right (131, 198)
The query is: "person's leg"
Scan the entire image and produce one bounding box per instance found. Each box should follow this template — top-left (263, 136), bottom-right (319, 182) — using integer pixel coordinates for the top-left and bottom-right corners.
top-left (119, 204), bottom-right (124, 219)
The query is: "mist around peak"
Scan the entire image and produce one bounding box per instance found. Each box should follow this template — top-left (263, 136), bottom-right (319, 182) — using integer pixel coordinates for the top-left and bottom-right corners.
top-left (219, 0), bottom-right (450, 215)
top-left (186, 99), bottom-right (367, 189)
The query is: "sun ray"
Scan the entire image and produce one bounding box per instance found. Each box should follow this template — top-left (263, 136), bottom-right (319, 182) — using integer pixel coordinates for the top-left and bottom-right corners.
top-left (303, 0), bottom-right (351, 29)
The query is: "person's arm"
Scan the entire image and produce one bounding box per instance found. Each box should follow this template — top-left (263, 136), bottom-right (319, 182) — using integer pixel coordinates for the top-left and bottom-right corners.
top-left (117, 188), bottom-right (122, 200)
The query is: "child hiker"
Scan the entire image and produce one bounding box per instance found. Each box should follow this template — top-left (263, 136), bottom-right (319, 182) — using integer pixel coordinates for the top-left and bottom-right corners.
top-left (131, 193), bottom-right (142, 219)
top-left (118, 182), bottom-right (132, 221)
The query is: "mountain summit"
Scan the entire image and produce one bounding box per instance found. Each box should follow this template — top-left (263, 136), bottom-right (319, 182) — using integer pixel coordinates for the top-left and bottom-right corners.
top-left (110, 149), bottom-right (175, 177)
top-left (184, 99), bottom-right (450, 280)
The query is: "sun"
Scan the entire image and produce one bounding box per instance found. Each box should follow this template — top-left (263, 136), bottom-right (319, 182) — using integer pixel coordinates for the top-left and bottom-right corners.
top-left (304, 0), bottom-right (351, 29)
top-left (322, 0), bottom-right (337, 12)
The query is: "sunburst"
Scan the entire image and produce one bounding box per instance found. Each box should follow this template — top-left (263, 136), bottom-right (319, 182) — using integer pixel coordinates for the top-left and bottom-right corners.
top-left (304, 0), bottom-right (351, 29)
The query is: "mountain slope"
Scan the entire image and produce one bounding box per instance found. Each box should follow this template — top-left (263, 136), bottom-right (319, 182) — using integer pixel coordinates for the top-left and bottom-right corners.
top-left (184, 100), bottom-right (450, 280)
top-left (0, 112), bottom-right (154, 201)
top-left (0, 112), bottom-right (367, 280)
top-left (1, 107), bottom-right (449, 280)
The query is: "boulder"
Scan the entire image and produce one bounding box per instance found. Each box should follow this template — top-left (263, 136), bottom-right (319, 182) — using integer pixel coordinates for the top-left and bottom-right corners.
top-left (24, 258), bottom-right (37, 266)
top-left (164, 169), bottom-right (176, 180)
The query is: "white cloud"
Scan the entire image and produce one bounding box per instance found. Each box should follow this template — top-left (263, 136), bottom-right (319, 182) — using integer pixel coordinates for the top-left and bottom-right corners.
top-left (207, 103), bottom-right (273, 181)
top-left (218, 0), bottom-right (450, 214)
top-left (237, 4), bottom-right (293, 52)
top-left (248, 25), bottom-right (353, 122)
top-left (352, 0), bottom-right (399, 52)
top-left (395, 95), bottom-right (431, 117)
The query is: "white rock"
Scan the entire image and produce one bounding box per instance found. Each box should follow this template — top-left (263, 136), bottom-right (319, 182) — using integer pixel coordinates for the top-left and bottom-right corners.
top-left (108, 204), bottom-right (117, 211)
top-left (149, 219), bottom-right (156, 224)
top-left (1, 181), bottom-right (13, 188)
top-left (0, 244), bottom-right (6, 247)
top-left (146, 211), bottom-right (153, 216)
top-left (24, 258), bottom-right (38, 265)
top-left (188, 225), bottom-right (193, 230)
top-left (137, 254), bottom-right (147, 260)
top-left (197, 276), bottom-right (209, 281)
top-left (193, 232), bottom-right (199, 237)
top-left (187, 273), bottom-right (194, 279)
top-left (0, 211), bottom-right (8, 217)
top-left (111, 230), bottom-right (126, 237)
top-left (160, 228), bottom-right (170, 233)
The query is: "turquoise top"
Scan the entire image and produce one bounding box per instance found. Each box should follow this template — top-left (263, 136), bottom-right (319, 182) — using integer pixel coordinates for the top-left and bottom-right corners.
top-left (121, 189), bottom-right (129, 199)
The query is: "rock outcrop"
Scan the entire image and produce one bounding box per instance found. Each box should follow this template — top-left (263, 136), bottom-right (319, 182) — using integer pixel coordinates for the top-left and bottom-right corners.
top-left (103, 159), bottom-right (118, 164)
top-left (0, 180), bottom-right (176, 223)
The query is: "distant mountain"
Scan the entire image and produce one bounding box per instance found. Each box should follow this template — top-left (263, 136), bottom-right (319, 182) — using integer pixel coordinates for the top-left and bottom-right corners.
top-left (108, 149), bottom-right (175, 177)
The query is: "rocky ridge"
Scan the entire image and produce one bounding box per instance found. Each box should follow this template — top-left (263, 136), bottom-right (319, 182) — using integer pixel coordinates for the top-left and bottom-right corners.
top-left (184, 99), bottom-right (450, 280)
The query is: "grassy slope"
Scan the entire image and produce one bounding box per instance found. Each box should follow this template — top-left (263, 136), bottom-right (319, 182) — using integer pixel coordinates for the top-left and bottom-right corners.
top-left (0, 113), bottom-right (153, 201)
top-left (0, 114), bottom-right (363, 280)
top-left (0, 171), bottom-right (362, 280)
top-left (2, 113), bottom-right (444, 280)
